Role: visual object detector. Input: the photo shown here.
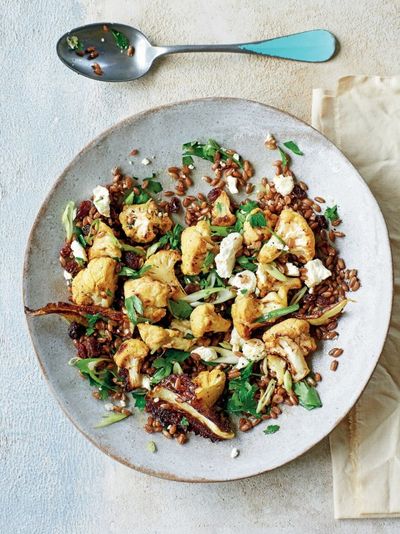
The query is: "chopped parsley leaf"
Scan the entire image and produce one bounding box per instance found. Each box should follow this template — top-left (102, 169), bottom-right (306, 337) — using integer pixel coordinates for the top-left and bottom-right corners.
top-left (283, 141), bottom-right (303, 156)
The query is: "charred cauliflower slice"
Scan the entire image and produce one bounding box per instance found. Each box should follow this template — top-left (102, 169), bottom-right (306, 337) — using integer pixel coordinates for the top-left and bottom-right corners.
top-left (114, 338), bottom-right (149, 389)
top-left (193, 369), bottom-right (226, 408)
top-left (258, 209), bottom-right (315, 264)
top-left (211, 191), bottom-right (236, 227)
top-left (88, 222), bottom-right (122, 261)
top-left (181, 221), bottom-right (216, 275)
top-left (190, 303), bottom-right (231, 338)
top-left (147, 374), bottom-right (234, 441)
top-left (71, 257), bottom-right (117, 308)
top-left (137, 323), bottom-right (195, 352)
top-left (262, 319), bottom-right (317, 382)
top-left (143, 250), bottom-right (186, 300)
top-left (243, 208), bottom-right (278, 248)
top-left (124, 276), bottom-right (169, 323)
top-left (119, 200), bottom-right (173, 243)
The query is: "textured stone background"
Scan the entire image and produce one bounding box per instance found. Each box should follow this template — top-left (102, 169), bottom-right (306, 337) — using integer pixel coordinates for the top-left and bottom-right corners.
top-left (1, 1), bottom-right (399, 532)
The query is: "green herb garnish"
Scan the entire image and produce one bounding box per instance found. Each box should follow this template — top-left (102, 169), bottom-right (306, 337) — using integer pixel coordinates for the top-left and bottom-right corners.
top-left (278, 147), bottom-right (289, 167)
top-left (151, 349), bottom-right (190, 384)
top-left (255, 303), bottom-right (299, 323)
top-left (180, 416), bottom-right (189, 427)
top-left (324, 205), bottom-right (339, 222)
top-left (210, 225), bottom-right (235, 237)
top-left (248, 212), bottom-right (267, 228)
top-left (203, 251), bottom-right (215, 271)
top-left (236, 256), bottom-right (257, 272)
top-left (118, 265), bottom-right (152, 278)
top-left (226, 363), bottom-right (260, 418)
top-left (182, 139), bottom-right (244, 168)
top-left (84, 312), bottom-right (105, 336)
top-left (71, 357), bottom-right (118, 399)
top-left (120, 243), bottom-right (146, 255)
top-left (66, 35), bottom-right (83, 51)
top-left (263, 424), bottom-right (280, 435)
top-left (131, 390), bottom-right (147, 411)
top-left (167, 299), bottom-right (193, 320)
top-left (283, 141), bottom-right (304, 156)
top-left (111, 29), bottom-right (130, 50)
top-left (125, 295), bottom-right (143, 326)
top-left (293, 380), bottom-right (322, 410)
top-left (95, 411), bottom-right (130, 428)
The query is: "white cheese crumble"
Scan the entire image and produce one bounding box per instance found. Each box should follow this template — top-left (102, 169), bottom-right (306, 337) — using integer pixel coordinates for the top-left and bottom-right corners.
top-left (242, 339), bottom-right (267, 362)
top-left (191, 346), bottom-right (218, 362)
top-left (141, 376), bottom-right (151, 390)
top-left (232, 153), bottom-right (240, 162)
top-left (303, 258), bottom-right (332, 288)
top-left (104, 403), bottom-right (114, 412)
top-left (231, 447), bottom-right (240, 458)
top-left (100, 37), bottom-right (105, 42)
top-left (93, 185), bottom-right (110, 217)
top-left (273, 174), bottom-right (295, 196)
top-left (286, 262), bottom-right (300, 276)
top-left (118, 399), bottom-right (126, 407)
top-left (188, 164), bottom-right (195, 170)
top-left (215, 232), bottom-right (243, 278)
top-left (141, 158), bottom-right (151, 165)
top-left (226, 175), bottom-right (239, 194)
top-left (63, 270), bottom-right (73, 282)
top-left (236, 356), bottom-right (250, 370)
top-left (71, 240), bottom-right (87, 262)
top-left (229, 270), bottom-right (257, 294)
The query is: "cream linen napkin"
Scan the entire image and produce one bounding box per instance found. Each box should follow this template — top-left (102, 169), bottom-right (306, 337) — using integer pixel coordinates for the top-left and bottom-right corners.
top-left (312, 76), bottom-right (400, 519)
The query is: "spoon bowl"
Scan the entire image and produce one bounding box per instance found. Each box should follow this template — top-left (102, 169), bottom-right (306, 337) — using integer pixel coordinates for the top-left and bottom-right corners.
top-left (57, 23), bottom-right (338, 82)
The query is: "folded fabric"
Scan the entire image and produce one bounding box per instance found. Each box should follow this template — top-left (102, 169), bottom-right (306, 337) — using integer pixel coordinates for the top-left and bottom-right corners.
top-left (312, 75), bottom-right (400, 518)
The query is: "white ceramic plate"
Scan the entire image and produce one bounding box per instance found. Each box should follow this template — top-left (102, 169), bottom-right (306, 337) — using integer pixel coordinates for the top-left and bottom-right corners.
top-left (23, 98), bottom-right (392, 481)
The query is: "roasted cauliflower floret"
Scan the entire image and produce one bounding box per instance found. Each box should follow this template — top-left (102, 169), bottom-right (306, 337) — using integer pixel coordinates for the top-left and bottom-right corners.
top-left (137, 323), bottom-right (195, 352)
top-left (262, 319), bottom-right (317, 382)
top-left (190, 303), bottom-right (231, 338)
top-left (113, 338), bottom-right (149, 389)
top-left (143, 250), bottom-right (186, 300)
top-left (119, 200), bottom-right (173, 243)
top-left (181, 221), bottom-right (216, 275)
top-left (242, 208), bottom-right (278, 248)
top-left (258, 209), bottom-right (315, 264)
top-left (211, 191), bottom-right (236, 226)
top-left (124, 276), bottom-right (169, 323)
top-left (71, 257), bottom-right (117, 308)
top-left (256, 264), bottom-right (301, 296)
top-left (193, 369), bottom-right (226, 407)
top-left (88, 222), bottom-right (121, 261)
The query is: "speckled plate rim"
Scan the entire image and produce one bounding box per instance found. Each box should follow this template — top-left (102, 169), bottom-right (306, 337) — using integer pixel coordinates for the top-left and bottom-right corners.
top-left (23, 97), bottom-right (393, 482)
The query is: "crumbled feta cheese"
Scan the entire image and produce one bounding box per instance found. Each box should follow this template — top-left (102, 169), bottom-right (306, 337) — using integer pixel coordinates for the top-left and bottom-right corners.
top-left (93, 185), bottom-right (110, 217)
top-left (229, 270), bottom-right (257, 294)
top-left (191, 346), bottom-right (218, 362)
top-left (141, 158), bottom-right (151, 165)
top-left (236, 356), bottom-right (249, 370)
top-left (215, 232), bottom-right (243, 278)
top-left (188, 164), bottom-right (195, 170)
top-left (226, 175), bottom-right (239, 194)
top-left (303, 258), bottom-right (332, 288)
top-left (141, 376), bottom-right (151, 390)
top-left (273, 174), bottom-right (295, 196)
top-left (230, 327), bottom-right (245, 352)
top-left (100, 37), bottom-right (105, 42)
top-left (71, 240), bottom-right (87, 262)
top-left (63, 270), bottom-right (73, 282)
top-left (242, 339), bottom-right (267, 362)
top-left (232, 153), bottom-right (240, 162)
top-left (286, 262), bottom-right (300, 276)
top-left (231, 447), bottom-right (240, 458)
top-left (118, 399), bottom-right (126, 407)
top-left (104, 403), bottom-right (114, 412)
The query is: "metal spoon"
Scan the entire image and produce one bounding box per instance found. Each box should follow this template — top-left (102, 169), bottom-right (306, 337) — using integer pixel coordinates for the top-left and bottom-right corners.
top-left (57, 23), bottom-right (338, 82)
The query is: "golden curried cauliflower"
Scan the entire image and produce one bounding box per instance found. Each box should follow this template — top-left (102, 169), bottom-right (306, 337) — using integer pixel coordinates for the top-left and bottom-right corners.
top-left (181, 221), bottom-right (216, 275)
top-left (143, 250), bottom-right (186, 300)
top-left (113, 338), bottom-right (149, 389)
top-left (256, 264), bottom-right (301, 297)
top-left (88, 222), bottom-right (121, 261)
top-left (258, 209), bottom-right (315, 264)
top-left (211, 191), bottom-right (236, 226)
top-left (71, 257), bottom-right (117, 308)
top-left (190, 303), bottom-right (231, 338)
top-left (137, 323), bottom-right (195, 352)
top-left (119, 200), bottom-right (173, 243)
top-left (262, 319), bottom-right (317, 382)
top-left (124, 276), bottom-right (169, 323)
top-left (193, 369), bottom-right (226, 407)
top-left (242, 208), bottom-right (278, 248)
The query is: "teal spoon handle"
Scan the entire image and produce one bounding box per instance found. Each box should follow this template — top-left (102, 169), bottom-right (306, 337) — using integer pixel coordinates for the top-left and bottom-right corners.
top-left (156, 30), bottom-right (337, 63)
